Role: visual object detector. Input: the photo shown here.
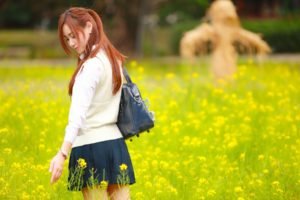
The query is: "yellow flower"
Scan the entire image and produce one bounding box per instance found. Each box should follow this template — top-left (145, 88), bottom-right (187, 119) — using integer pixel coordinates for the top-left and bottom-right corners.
top-left (256, 179), bottom-right (263, 186)
top-left (120, 163), bottom-right (128, 171)
top-left (100, 180), bottom-right (108, 188)
top-left (166, 73), bottom-right (175, 79)
top-left (135, 192), bottom-right (144, 199)
top-left (207, 189), bottom-right (216, 197)
top-left (77, 158), bottom-right (87, 169)
top-left (138, 67), bottom-right (144, 73)
top-left (240, 153), bottom-right (245, 161)
top-left (3, 148), bottom-right (12, 155)
top-left (38, 144), bottom-right (45, 150)
top-left (0, 128), bottom-right (9, 133)
top-left (263, 169), bottom-right (269, 174)
top-left (258, 154), bottom-right (264, 161)
top-left (145, 181), bottom-right (153, 188)
top-left (272, 181), bottom-right (280, 187)
top-left (227, 138), bottom-right (238, 148)
top-left (234, 186), bottom-right (243, 193)
top-left (36, 185), bottom-right (45, 192)
top-left (21, 191), bottom-right (30, 200)
top-left (129, 60), bottom-right (137, 67)
top-left (11, 162), bottom-right (21, 170)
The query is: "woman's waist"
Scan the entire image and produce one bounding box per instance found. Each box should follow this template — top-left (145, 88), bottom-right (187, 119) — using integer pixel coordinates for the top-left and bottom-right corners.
top-left (73, 124), bottom-right (123, 148)
top-left (78, 123), bottom-right (120, 135)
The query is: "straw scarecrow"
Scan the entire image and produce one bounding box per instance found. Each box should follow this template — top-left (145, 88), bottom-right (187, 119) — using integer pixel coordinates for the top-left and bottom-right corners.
top-left (180, 0), bottom-right (271, 81)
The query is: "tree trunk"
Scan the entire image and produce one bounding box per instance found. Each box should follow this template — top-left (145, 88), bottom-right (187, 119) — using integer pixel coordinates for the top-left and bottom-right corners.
top-left (135, 0), bottom-right (147, 57)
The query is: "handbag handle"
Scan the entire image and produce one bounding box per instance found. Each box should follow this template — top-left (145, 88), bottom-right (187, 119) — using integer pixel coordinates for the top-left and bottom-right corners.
top-left (122, 67), bottom-right (132, 84)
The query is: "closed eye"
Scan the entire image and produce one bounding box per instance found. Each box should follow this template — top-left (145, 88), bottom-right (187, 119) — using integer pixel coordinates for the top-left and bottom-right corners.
top-left (64, 32), bottom-right (75, 42)
top-left (69, 33), bottom-right (75, 38)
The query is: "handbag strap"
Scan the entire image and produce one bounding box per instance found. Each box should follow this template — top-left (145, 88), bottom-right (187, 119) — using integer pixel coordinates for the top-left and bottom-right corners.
top-left (122, 67), bottom-right (132, 84)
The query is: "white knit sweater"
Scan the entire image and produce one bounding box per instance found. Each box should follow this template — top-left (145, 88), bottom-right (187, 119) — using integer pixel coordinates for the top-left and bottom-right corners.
top-left (64, 49), bottom-right (123, 148)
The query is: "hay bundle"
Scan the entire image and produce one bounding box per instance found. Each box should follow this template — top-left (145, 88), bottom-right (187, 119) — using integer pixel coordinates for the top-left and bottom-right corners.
top-left (180, 0), bottom-right (271, 81)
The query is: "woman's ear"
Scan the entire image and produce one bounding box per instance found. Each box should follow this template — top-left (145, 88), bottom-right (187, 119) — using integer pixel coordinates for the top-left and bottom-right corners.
top-left (86, 21), bottom-right (93, 34)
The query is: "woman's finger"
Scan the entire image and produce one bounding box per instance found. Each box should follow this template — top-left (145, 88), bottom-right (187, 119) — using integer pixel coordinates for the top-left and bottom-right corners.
top-left (50, 163), bottom-right (58, 183)
top-left (53, 170), bottom-right (62, 183)
top-left (51, 172), bottom-right (55, 184)
top-left (51, 168), bottom-right (62, 184)
top-left (51, 171), bottom-right (58, 184)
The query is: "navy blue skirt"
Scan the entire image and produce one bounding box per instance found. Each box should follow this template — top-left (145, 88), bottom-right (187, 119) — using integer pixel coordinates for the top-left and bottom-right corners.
top-left (67, 138), bottom-right (135, 191)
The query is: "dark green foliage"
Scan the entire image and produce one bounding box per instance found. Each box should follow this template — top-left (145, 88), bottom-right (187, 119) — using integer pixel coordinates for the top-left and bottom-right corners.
top-left (169, 18), bottom-right (300, 54)
top-left (242, 19), bottom-right (300, 53)
top-left (158, 0), bottom-right (209, 25)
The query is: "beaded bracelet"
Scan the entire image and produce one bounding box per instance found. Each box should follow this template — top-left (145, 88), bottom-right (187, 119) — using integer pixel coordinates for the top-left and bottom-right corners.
top-left (59, 149), bottom-right (68, 160)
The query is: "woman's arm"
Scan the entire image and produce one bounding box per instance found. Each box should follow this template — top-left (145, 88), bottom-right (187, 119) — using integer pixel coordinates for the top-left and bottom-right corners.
top-left (49, 58), bottom-right (104, 184)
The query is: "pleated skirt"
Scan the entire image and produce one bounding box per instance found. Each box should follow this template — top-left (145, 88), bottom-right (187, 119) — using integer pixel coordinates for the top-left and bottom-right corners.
top-left (67, 138), bottom-right (135, 191)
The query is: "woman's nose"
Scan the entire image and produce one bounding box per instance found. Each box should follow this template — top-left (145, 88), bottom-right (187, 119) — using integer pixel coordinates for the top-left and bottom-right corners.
top-left (68, 39), bottom-right (76, 48)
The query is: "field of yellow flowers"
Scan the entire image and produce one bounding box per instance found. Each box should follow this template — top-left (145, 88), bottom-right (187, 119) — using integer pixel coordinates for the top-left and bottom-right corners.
top-left (0, 58), bottom-right (299, 199)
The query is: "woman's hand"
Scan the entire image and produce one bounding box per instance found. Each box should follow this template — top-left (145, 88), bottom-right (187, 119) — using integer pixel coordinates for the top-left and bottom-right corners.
top-left (49, 152), bottom-right (66, 184)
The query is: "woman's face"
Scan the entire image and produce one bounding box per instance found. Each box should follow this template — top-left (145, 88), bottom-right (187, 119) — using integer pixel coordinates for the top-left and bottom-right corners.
top-left (62, 22), bottom-right (92, 55)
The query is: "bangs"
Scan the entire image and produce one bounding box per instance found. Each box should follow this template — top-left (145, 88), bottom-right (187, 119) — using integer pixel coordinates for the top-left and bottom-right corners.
top-left (58, 14), bottom-right (84, 55)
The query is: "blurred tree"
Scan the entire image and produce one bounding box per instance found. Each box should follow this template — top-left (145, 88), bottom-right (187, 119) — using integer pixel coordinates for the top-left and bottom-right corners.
top-left (94, 0), bottom-right (144, 55)
top-left (0, 0), bottom-right (94, 29)
top-left (0, 0), bottom-right (210, 55)
top-left (0, 0), bottom-right (32, 28)
top-left (0, 0), bottom-right (164, 55)
top-left (158, 0), bottom-right (210, 25)
top-left (92, 0), bottom-right (166, 56)
top-left (282, 0), bottom-right (300, 14)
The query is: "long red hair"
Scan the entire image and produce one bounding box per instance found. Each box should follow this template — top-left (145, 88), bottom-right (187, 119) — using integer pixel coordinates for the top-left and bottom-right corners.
top-left (58, 7), bottom-right (125, 95)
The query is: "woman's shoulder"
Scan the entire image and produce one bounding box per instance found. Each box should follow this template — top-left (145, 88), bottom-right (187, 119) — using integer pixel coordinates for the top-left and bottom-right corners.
top-left (85, 49), bottom-right (110, 67)
top-left (95, 49), bottom-right (110, 66)
top-left (81, 51), bottom-right (107, 72)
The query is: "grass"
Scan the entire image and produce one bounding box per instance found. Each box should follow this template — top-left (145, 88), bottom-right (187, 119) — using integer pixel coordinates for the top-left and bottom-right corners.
top-left (0, 30), bottom-right (64, 58)
top-left (0, 58), bottom-right (299, 199)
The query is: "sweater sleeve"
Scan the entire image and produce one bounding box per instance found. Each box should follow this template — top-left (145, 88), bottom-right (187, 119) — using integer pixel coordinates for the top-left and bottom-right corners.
top-left (64, 59), bottom-right (104, 144)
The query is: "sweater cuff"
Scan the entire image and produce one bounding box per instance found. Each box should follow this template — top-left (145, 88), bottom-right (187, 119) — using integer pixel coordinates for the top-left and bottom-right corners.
top-left (64, 126), bottom-right (78, 144)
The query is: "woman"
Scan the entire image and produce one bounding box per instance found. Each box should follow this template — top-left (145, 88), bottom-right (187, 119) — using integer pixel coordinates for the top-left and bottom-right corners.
top-left (49, 7), bottom-right (135, 199)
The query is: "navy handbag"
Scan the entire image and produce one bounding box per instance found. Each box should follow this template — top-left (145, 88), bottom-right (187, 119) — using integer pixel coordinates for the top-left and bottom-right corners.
top-left (117, 68), bottom-right (154, 139)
